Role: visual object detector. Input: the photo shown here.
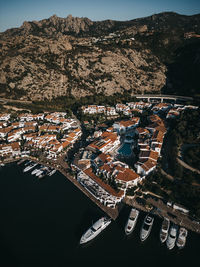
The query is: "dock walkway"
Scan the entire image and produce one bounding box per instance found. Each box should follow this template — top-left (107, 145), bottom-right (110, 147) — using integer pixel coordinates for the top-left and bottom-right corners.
top-left (125, 196), bottom-right (200, 234)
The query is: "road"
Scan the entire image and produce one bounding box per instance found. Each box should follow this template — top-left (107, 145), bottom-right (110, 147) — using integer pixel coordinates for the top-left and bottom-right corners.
top-left (0, 97), bottom-right (32, 105)
top-left (177, 157), bottom-right (200, 174)
top-left (132, 94), bottom-right (193, 101)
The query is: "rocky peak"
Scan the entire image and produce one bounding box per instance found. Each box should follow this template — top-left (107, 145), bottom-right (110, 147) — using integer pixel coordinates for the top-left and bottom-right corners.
top-left (0, 12), bottom-right (199, 101)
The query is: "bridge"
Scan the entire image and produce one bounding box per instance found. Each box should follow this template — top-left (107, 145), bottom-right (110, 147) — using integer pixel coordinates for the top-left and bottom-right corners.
top-left (133, 94), bottom-right (193, 103)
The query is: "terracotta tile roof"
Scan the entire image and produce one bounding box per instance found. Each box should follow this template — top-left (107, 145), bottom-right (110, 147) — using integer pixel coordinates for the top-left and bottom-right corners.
top-left (149, 151), bottom-right (159, 161)
top-left (98, 153), bottom-right (112, 163)
top-left (24, 122), bottom-right (37, 127)
top-left (119, 120), bottom-right (136, 127)
top-left (139, 150), bottom-right (159, 162)
top-left (152, 130), bottom-right (165, 143)
top-left (115, 168), bottom-right (139, 182)
top-left (149, 114), bottom-right (162, 123)
top-left (0, 126), bottom-right (13, 134)
top-left (73, 128), bottom-right (81, 132)
top-left (68, 132), bottom-right (76, 138)
top-left (23, 132), bottom-right (37, 138)
top-left (141, 159), bottom-right (157, 172)
top-left (136, 127), bottom-right (149, 135)
top-left (62, 140), bottom-right (71, 148)
top-left (10, 142), bottom-right (20, 150)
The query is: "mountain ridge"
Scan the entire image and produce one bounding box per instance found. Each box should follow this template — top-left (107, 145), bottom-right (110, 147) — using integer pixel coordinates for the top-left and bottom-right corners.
top-left (0, 12), bottom-right (200, 101)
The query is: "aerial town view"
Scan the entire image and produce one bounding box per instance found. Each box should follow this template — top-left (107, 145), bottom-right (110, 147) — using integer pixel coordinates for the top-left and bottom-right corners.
top-left (0, 0), bottom-right (200, 266)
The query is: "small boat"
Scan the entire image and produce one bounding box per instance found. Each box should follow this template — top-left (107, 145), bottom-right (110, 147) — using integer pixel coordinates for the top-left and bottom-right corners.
top-left (31, 167), bottom-right (41, 175)
top-left (23, 163), bottom-right (37, 172)
top-left (24, 160), bottom-right (31, 166)
top-left (17, 159), bottom-right (25, 165)
top-left (48, 169), bottom-right (56, 176)
top-left (125, 208), bottom-right (139, 235)
top-left (140, 214), bottom-right (154, 241)
top-left (35, 169), bottom-right (44, 177)
top-left (166, 224), bottom-right (178, 250)
top-left (80, 217), bottom-right (111, 244)
top-left (160, 218), bottom-right (170, 243)
top-left (176, 227), bottom-right (188, 249)
top-left (38, 167), bottom-right (49, 179)
top-left (38, 173), bottom-right (46, 179)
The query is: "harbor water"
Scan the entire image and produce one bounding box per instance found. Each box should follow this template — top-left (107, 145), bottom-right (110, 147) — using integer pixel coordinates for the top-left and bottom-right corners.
top-left (0, 163), bottom-right (199, 267)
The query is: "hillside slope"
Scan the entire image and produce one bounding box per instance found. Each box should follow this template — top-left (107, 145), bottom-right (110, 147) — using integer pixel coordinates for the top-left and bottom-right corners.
top-left (0, 12), bottom-right (199, 100)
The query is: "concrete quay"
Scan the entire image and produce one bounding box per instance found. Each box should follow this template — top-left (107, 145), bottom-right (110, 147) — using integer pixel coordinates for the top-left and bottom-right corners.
top-left (59, 167), bottom-right (119, 220)
top-left (125, 196), bottom-right (200, 234)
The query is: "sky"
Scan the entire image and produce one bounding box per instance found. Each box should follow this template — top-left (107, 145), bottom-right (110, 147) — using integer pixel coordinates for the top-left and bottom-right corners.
top-left (0, 0), bottom-right (200, 32)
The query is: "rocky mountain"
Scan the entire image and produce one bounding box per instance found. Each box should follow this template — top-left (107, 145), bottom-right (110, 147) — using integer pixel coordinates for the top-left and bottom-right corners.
top-left (0, 12), bottom-right (200, 101)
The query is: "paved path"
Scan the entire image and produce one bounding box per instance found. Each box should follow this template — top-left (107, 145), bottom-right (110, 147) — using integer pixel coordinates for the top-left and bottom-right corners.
top-left (0, 97), bottom-right (32, 104)
top-left (160, 168), bottom-right (174, 181)
top-left (177, 157), bottom-right (200, 174)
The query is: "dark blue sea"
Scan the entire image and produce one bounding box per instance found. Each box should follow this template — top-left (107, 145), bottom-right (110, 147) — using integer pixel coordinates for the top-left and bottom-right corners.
top-left (0, 163), bottom-right (199, 267)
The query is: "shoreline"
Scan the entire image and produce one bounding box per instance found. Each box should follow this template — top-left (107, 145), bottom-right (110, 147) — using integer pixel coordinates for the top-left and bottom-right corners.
top-left (2, 157), bottom-right (200, 232)
top-left (2, 156), bottom-right (119, 220)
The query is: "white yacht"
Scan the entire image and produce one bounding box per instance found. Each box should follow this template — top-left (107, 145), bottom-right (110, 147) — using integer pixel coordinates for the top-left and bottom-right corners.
top-left (140, 214), bottom-right (154, 241)
top-left (125, 208), bottom-right (139, 235)
top-left (48, 169), bottom-right (56, 176)
top-left (38, 167), bottom-right (49, 179)
top-left (35, 169), bottom-right (44, 177)
top-left (31, 167), bottom-right (41, 175)
top-left (23, 163), bottom-right (37, 173)
top-left (166, 224), bottom-right (178, 250)
top-left (160, 218), bottom-right (170, 243)
top-left (176, 227), bottom-right (188, 249)
top-left (80, 217), bottom-right (111, 244)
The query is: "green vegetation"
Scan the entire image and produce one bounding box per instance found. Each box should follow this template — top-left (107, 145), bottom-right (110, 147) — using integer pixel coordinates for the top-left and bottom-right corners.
top-left (184, 146), bottom-right (200, 170)
top-left (164, 108), bottom-right (200, 177)
top-left (142, 169), bottom-right (200, 217)
top-left (142, 109), bottom-right (200, 217)
top-left (11, 91), bottom-right (136, 117)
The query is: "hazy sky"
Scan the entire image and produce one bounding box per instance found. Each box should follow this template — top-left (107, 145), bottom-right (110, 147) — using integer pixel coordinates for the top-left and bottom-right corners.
top-left (0, 0), bottom-right (200, 32)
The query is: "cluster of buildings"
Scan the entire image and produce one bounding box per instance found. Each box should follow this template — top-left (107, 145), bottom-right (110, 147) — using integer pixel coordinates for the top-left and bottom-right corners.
top-left (1, 100), bottom-right (198, 209)
top-left (82, 102), bottom-right (152, 117)
top-left (0, 112), bottom-right (81, 160)
top-left (135, 114), bottom-right (166, 176)
top-left (82, 102), bottom-right (198, 120)
top-left (73, 116), bottom-right (146, 208)
top-left (76, 101), bottom-right (199, 209)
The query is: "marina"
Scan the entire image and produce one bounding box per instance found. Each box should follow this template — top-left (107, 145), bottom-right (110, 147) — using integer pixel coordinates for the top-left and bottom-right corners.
top-left (3, 160), bottom-right (192, 251)
top-left (21, 160), bottom-right (56, 180)
top-left (0, 163), bottom-right (199, 266)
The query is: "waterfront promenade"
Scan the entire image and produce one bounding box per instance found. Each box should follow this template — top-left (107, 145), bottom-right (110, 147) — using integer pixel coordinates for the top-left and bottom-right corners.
top-left (125, 196), bottom-right (200, 234)
top-left (2, 156), bottom-right (200, 231)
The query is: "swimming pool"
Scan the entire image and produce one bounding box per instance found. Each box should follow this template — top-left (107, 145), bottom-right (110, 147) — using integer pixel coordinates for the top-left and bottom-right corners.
top-left (118, 143), bottom-right (132, 157)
